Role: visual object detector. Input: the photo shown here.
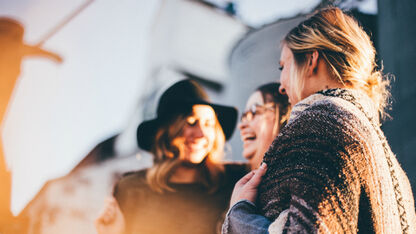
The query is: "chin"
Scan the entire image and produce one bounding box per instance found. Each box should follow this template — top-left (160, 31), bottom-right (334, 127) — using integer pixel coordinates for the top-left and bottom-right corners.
top-left (188, 153), bottom-right (208, 164)
top-left (242, 151), bottom-right (255, 161)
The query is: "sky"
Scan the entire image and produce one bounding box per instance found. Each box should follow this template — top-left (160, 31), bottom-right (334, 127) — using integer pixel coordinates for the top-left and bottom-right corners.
top-left (0, 0), bottom-right (377, 215)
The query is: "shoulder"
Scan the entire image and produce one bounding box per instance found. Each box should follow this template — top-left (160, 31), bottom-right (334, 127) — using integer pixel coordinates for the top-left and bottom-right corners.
top-left (271, 95), bottom-right (364, 158)
top-left (114, 169), bottom-right (149, 194)
top-left (293, 95), bottom-right (352, 122)
top-left (282, 94), bottom-right (363, 143)
top-left (224, 162), bottom-right (249, 175)
top-left (222, 162), bottom-right (250, 185)
top-left (288, 89), bottom-right (374, 132)
top-left (223, 162), bottom-right (250, 174)
top-left (120, 168), bottom-right (147, 182)
top-left (263, 93), bottom-right (367, 177)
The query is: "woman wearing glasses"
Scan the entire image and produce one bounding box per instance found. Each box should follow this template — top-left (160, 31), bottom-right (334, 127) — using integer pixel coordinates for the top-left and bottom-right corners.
top-left (239, 83), bottom-right (290, 170)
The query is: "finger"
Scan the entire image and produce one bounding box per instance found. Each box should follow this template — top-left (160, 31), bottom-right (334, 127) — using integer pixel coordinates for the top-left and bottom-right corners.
top-left (96, 209), bottom-right (111, 225)
top-left (97, 197), bottom-right (117, 224)
top-left (236, 170), bottom-right (255, 185)
top-left (247, 163), bottom-right (267, 187)
top-left (95, 211), bottom-right (109, 228)
top-left (105, 196), bottom-right (117, 204)
top-left (258, 162), bottom-right (267, 174)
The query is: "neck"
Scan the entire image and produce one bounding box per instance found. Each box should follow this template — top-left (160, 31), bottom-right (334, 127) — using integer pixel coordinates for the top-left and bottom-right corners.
top-left (302, 60), bottom-right (345, 99)
top-left (169, 165), bottom-right (200, 183)
top-left (315, 78), bottom-right (345, 92)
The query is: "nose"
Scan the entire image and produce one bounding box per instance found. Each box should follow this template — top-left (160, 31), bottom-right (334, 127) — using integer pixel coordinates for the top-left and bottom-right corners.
top-left (192, 123), bottom-right (205, 139)
top-left (238, 119), bottom-right (248, 130)
top-left (279, 86), bottom-right (286, 95)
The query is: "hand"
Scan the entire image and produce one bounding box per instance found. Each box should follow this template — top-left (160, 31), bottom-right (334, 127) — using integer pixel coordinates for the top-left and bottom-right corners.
top-left (95, 197), bottom-right (125, 234)
top-left (230, 163), bottom-right (267, 207)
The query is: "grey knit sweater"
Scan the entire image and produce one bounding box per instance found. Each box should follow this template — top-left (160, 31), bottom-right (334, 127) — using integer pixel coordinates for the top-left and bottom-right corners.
top-left (259, 89), bottom-right (416, 233)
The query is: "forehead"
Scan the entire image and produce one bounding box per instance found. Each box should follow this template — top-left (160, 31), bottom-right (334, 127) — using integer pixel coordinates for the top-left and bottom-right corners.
top-left (245, 91), bottom-right (264, 110)
top-left (190, 104), bottom-right (216, 118)
top-left (280, 44), bottom-right (292, 61)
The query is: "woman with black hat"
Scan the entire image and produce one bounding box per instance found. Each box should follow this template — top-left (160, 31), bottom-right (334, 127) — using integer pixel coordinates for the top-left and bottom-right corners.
top-left (95, 79), bottom-right (248, 234)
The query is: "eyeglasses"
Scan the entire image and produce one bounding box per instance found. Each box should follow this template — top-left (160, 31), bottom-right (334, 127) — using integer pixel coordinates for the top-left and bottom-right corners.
top-left (241, 103), bottom-right (275, 122)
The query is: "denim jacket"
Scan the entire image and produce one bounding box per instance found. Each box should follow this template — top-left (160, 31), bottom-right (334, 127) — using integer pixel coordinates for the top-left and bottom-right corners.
top-left (221, 200), bottom-right (271, 234)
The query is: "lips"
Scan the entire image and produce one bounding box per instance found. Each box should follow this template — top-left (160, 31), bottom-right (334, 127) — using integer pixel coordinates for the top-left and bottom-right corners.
top-left (186, 140), bottom-right (207, 150)
top-left (241, 129), bottom-right (257, 142)
top-left (241, 133), bottom-right (256, 160)
top-left (243, 135), bottom-right (256, 141)
top-left (241, 132), bottom-right (257, 144)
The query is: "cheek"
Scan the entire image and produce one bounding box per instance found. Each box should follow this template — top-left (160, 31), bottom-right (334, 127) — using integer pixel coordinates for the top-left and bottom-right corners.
top-left (244, 119), bottom-right (260, 137)
top-left (181, 125), bottom-right (190, 138)
top-left (257, 117), bottom-right (276, 140)
top-left (172, 137), bottom-right (185, 153)
top-left (281, 70), bottom-right (290, 88)
top-left (205, 129), bottom-right (216, 146)
top-left (251, 120), bottom-right (262, 135)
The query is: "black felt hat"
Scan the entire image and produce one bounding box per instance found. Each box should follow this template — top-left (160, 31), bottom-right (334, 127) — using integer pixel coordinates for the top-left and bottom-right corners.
top-left (137, 79), bottom-right (238, 151)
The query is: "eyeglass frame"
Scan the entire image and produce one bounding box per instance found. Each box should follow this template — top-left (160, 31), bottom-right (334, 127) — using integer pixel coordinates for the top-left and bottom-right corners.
top-left (240, 102), bottom-right (276, 122)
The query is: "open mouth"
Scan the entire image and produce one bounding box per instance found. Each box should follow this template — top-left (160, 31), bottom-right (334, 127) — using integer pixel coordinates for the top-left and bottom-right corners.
top-left (243, 135), bottom-right (256, 142)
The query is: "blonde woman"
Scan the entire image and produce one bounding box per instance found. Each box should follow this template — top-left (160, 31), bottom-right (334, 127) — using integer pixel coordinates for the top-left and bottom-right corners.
top-left (223, 7), bottom-right (416, 233)
top-left (96, 80), bottom-right (248, 234)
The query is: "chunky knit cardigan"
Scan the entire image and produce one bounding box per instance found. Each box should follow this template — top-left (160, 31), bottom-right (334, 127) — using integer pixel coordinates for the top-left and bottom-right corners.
top-left (259, 89), bottom-right (416, 233)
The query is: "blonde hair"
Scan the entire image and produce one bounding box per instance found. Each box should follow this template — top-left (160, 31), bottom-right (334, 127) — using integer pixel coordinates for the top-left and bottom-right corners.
top-left (283, 7), bottom-right (390, 118)
top-left (146, 108), bottom-right (225, 193)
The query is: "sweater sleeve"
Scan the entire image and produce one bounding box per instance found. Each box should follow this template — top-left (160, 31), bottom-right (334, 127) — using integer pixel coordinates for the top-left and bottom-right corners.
top-left (258, 102), bottom-right (364, 233)
top-left (222, 200), bottom-right (270, 234)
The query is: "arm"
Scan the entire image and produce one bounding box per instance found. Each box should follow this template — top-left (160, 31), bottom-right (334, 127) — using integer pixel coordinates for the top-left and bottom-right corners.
top-left (222, 164), bottom-right (271, 234)
top-left (222, 200), bottom-right (270, 234)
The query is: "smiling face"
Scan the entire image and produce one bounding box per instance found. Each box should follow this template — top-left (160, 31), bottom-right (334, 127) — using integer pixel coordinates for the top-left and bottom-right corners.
top-left (239, 91), bottom-right (279, 169)
top-left (174, 104), bottom-right (217, 164)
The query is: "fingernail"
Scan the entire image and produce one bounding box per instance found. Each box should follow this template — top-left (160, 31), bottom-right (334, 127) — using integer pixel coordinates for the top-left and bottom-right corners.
top-left (260, 162), bottom-right (267, 169)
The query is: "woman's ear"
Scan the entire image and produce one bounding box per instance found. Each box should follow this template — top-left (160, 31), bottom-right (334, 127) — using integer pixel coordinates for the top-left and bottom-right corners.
top-left (308, 50), bottom-right (319, 77)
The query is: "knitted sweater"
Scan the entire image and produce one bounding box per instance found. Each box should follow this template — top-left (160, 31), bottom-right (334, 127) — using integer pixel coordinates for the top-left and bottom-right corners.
top-left (259, 89), bottom-right (416, 233)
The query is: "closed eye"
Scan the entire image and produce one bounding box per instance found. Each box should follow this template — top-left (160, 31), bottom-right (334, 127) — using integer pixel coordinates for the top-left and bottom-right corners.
top-left (186, 117), bottom-right (197, 126)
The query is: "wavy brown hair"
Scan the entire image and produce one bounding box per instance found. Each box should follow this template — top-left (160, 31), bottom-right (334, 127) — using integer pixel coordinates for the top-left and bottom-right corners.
top-left (257, 82), bottom-right (291, 135)
top-left (283, 7), bottom-right (390, 119)
top-left (146, 107), bottom-right (225, 193)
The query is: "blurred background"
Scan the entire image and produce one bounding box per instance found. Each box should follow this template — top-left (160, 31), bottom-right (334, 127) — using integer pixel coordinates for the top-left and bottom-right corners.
top-left (0, 0), bottom-right (414, 233)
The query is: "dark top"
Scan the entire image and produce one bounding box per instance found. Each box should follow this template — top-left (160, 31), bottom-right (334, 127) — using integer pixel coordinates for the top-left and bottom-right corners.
top-left (114, 163), bottom-right (248, 234)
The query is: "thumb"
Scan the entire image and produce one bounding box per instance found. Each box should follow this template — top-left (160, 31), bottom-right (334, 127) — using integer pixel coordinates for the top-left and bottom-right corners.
top-left (247, 163), bottom-right (267, 188)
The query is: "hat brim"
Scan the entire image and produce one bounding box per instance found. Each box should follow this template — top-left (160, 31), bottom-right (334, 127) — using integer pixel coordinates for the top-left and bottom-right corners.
top-left (137, 100), bottom-right (238, 151)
